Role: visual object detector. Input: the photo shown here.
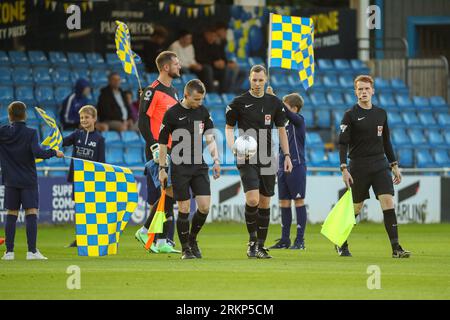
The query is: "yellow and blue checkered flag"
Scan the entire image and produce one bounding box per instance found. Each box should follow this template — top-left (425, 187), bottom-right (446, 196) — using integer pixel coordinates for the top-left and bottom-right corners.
top-left (34, 107), bottom-right (62, 163)
top-left (73, 159), bottom-right (138, 257)
top-left (115, 21), bottom-right (141, 77)
top-left (269, 13), bottom-right (315, 90)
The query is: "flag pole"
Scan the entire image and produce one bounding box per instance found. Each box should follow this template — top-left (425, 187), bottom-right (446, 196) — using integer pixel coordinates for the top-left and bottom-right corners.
top-left (266, 12), bottom-right (273, 87)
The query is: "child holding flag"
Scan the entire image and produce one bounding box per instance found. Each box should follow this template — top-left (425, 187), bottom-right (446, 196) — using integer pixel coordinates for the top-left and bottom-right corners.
top-left (63, 105), bottom-right (105, 248)
top-left (1, 101), bottom-right (64, 260)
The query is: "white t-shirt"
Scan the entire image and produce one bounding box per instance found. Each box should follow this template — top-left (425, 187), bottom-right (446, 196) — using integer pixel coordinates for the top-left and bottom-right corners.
top-left (168, 40), bottom-right (197, 69)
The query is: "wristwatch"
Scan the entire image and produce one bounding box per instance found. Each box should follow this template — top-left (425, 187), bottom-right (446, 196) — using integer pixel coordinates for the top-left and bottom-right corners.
top-left (340, 164), bottom-right (348, 171)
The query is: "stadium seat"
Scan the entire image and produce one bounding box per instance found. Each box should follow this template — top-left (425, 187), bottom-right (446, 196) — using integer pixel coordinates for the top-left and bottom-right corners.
top-left (181, 73), bottom-right (196, 84)
top-left (248, 56), bottom-right (264, 66)
top-left (33, 67), bottom-right (53, 85)
top-left (315, 110), bottom-right (331, 128)
top-left (54, 85), bottom-right (72, 103)
top-left (309, 92), bottom-right (328, 108)
top-left (103, 131), bottom-right (122, 146)
top-left (378, 93), bottom-right (397, 110)
top-left (445, 131), bottom-right (450, 145)
top-left (408, 129), bottom-right (427, 147)
top-left (402, 112), bottom-right (421, 127)
top-left (317, 59), bottom-right (336, 74)
top-left (437, 113), bottom-right (450, 127)
top-left (15, 85), bottom-right (35, 105)
top-left (433, 150), bottom-right (450, 167)
top-left (392, 128), bottom-right (412, 148)
top-left (334, 59), bottom-right (353, 74)
top-left (412, 96), bottom-right (431, 111)
top-left (70, 68), bottom-right (90, 83)
top-left (91, 69), bottom-right (108, 87)
top-left (396, 148), bottom-right (414, 168)
top-left (343, 92), bottom-right (356, 105)
top-left (323, 75), bottom-right (339, 90)
top-left (390, 78), bottom-right (409, 95)
top-left (67, 52), bottom-right (87, 67)
top-left (49, 51), bottom-right (68, 66)
top-left (416, 149), bottom-right (435, 168)
top-left (327, 151), bottom-right (340, 166)
top-left (309, 148), bottom-right (327, 167)
top-left (205, 93), bottom-right (223, 108)
top-left (374, 77), bottom-right (392, 93)
top-left (85, 52), bottom-right (106, 68)
top-left (350, 59), bottom-right (370, 74)
top-left (387, 111), bottom-right (404, 127)
top-left (430, 96), bottom-right (449, 112)
top-left (236, 57), bottom-right (250, 71)
top-left (145, 72), bottom-right (158, 84)
top-left (124, 147), bottom-right (144, 166)
top-left (210, 110), bottom-right (226, 125)
top-left (0, 66), bottom-right (12, 82)
top-left (302, 110), bottom-right (314, 127)
top-left (395, 94), bottom-right (414, 111)
top-left (28, 51), bottom-right (49, 66)
top-left (51, 68), bottom-right (72, 85)
top-left (427, 130), bottom-right (447, 148)
top-left (9, 51), bottom-right (29, 66)
top-left (338, 75), bottom-right (354, 89)
top-left (333, 111), bottom-right (344, 131)
top-left (418, 113), bottom-right (439, 129)
top-left (306, 132), bottom-right (324, 148)
top-left (221, 93), bottom-right (234, 105)
top-left (0, 85), bottom-right (14, 106)
top-left (0, 51), bottom-right (10, 66)
top-left (106, 146), bottom-right (124, 165)
top-left (326, 92), bottom-right (345, 109)
top-left (35, 86), bottom-right (55, 105)
top-left (121, 131), bottom-right (142, 147)
top-left (270, 75), bottom-right (289, 90)
top-left (106, 53), bottom-right (122, 67)
top-left (12, 67), bottom-right (33, 85)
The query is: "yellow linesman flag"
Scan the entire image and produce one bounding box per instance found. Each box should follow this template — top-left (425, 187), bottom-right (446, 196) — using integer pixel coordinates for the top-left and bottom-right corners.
top-left (269, 13), bottom-right (315, 90)
top-left (115, 20), bottom-right (140, 75)
top-left (34, 107), bottom-right (63, 163)
top-left (73, 159), bottom-right (138, 256)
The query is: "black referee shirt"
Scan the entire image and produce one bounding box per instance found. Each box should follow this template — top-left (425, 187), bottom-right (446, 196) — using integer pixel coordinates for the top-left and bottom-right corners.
top-left (225, 91), bottom-right (286, 166)
top-left (159, 102), bottom-right (214, 166)
top-left (338, 104), bottom-right (396, 164)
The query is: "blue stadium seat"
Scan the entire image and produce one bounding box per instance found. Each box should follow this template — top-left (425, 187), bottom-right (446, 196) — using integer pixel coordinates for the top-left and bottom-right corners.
top-left (306, 132), bottom-right (323, 148)
top-left (124, 147), bottom-right (144, 166)
top-left (426, 130), bottom-right (447, 148)
top-left (54, 86), bottom-right (72, 103)
top-left (333, 111), bottom-right (344, 131)
top-left (270, 75), bottom-right (289, 90)
top-left (221, 93), bottom-right (234, 105)
top-left (338, 75), bottom-right (354, 89)
top-left (35, 86), bottom-right (55, 105)
top-left (33, 67), bottom-right (53, 85)
top-left (85, 53), bottom-right (106, 68)
top-left (309, 92), bottom-right (328, 108)
top-left (327, 151), bottom-right (340, 166)
top-left (395, 94), bottom-right (414, 111)
top-left (378, 93), bottom-right (397, 110)
top-left (408, 129), bottom-right (427, 147)
top-left (146, 72), bottom-right (158, 84)
top-left (0, 66), bottom-right (12, 82)
top-left (433, 150), bottom-right (450, 167)
top-left (350, 59), bottom-right (370, 74)
top-left (317, 59), bottom-right (336, 74)
top-left (416, 149), bottom-right (435, 168)
top-left (334, 59), bottom-right (353, 74)
top-left (210, 110), bottom-right (226, 125)
top-left (309, 148), bottom-right (327, 167)
top-left (236, 57), bottom-right (250, 71)
top-left (106, 146), bottom-right (124, 165)
top-left (323, 75), bottom-right (340, 91)
top-left (15, 85), bottom-right (35, 105)
top-left (0, 51), bottom-right (10, 66)
top-left (248, 56), bottom-right (264, 66)
top-left (396, 148), bottom-right (414, 168)
top-left (121, 131), bottom-right (142, 146)
top-left (437, 113), bottom-right (450, 127)
top-left (392, 128), bottom-right (412, 148)
top-left (315, 110), bottom-right (331, 128)
top-left (374, 77), bottom-right (392, 93)
top-left (91, 69), bottom-right (108, 87)
top-left (326, 92), bottom-right (345, 109)
top-left (105, 53), bottom-right (121, 68)
top-left (343, 92), bottom-right (356, 105)
top-left (390, 78), bottom-right (409, 95)
top-left (402, 112), bottom-right (421, 127)
top-left (412, 96), bottom-right (431, 112)
top-left (387, 111), bottom-right (404, 127)
top-left (51, 68), bottom-right (72, 85)
top-left (302, 110), bottom-right (314, 127)
top-left (28, 51), bottom-right (49, 66)
top-left (418, 113), bottom-right (439, 129)
top-left (9, 51), bottom-right (29, 66)
top-left (70, 68), bottom-right (90, 83)
top-left (0, 85), bottom-right (14, 107)
top-left (430, 96), bottom-right (449, 112)
top-left (67, 52), bottom-right (87, 67)
top-left (49, 51), bottom-right (68, 66)
top-left (12, 67), bottom-right (33, 85)
top-left (205, 93), bottom-right (223, 108)
top-left (181, 73), bottom-right (196, 84)
top-left (103, 131), bottom-right (122, 146)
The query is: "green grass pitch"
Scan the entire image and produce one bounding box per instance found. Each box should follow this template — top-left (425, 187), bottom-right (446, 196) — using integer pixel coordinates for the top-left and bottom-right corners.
top-left (1, 223), bottom-right (450, 300)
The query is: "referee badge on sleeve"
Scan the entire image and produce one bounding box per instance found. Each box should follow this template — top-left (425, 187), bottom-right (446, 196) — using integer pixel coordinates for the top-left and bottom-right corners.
top-left (340, 124), bottom-right (348, 133)
top-left (265, 114), bottom-right (271, 125)
top-left (377, 126), bottom-right (383, 136)
top-left (199, 122), bottom-right (204, 134)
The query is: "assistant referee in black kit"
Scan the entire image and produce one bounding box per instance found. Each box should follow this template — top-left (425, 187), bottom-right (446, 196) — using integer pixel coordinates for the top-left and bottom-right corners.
top-left (338, 75), bottom-right (410, 258)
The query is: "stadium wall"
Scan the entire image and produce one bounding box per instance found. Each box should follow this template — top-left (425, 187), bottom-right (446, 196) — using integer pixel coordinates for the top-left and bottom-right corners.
top-left (0, 175), bottom-right (445, 227)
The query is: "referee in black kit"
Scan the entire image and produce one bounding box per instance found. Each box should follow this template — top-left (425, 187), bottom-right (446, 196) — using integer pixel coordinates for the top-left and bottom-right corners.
top-left (338, 75), bottom-right (410, 258)
top-left (158, 79), bottom-right (221, 260)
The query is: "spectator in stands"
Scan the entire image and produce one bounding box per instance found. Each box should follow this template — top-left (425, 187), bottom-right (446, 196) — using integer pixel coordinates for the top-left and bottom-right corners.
top-left (215, 22), bottom-right (246, 93)
top-left (144, 25), bottom-right (169, 73)
top-left (124, 90), bottom-right (139, 123)
top-left (96, 72), bottom-right (134, 132)
top-left (168, 30), bottom-right (206, 79)
top-left (60, 78), bottom-right (91, 130)
top-left (194, 26), bottom-right (228, 93)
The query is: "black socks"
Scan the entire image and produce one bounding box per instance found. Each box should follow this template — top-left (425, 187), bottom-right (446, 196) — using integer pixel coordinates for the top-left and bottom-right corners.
top-left (245, 204), bottom-right (258, 242)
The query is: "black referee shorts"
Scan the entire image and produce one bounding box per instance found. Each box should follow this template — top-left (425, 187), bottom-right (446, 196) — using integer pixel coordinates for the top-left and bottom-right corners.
top-left (171, 164), bottom-right (211, 201)
top-left (349, 158), bottom-right (394, 203)
top-left (237, 164), bottom-right (276, 197)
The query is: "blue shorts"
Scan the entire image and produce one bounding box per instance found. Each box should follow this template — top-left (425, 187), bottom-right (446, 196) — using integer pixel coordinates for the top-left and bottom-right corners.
top-left (5, 186), bottom-right (39, 210)
top-left (277, 165), bottom-right (306, 200)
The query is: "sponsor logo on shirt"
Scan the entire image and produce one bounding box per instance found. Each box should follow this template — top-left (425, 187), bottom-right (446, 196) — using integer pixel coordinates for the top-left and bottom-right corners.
top-left (88, 141), bottom-right (97, 147)
top-left (199, 122), bottom-right (204, 134)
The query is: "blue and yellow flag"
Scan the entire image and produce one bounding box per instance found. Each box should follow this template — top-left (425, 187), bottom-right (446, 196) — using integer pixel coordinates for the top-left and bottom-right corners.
top-left (73, 159), bottom-right (138, 256)
top-left (115, 20), bottom-right (140, 75)
top-left (35, 107), bottom-right (62, 163)
top-left (269, 13), bottom-right (315, 90)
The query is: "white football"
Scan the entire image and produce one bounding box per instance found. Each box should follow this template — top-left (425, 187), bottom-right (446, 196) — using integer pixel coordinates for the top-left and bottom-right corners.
top-left (234, 135), bottom-right (258, 159)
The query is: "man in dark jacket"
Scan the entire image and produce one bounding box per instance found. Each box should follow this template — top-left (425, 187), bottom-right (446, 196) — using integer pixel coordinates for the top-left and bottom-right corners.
top-left (60, 78), bottom-right (91, 130)
top-left (96, 72), bottom-right (135, 132)
top-left (0, 101), bottom-right (64, 260)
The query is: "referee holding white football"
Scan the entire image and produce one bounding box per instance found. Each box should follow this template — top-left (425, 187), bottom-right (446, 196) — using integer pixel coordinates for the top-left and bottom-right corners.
top-left (225, 65), bottom-right (293, 259)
